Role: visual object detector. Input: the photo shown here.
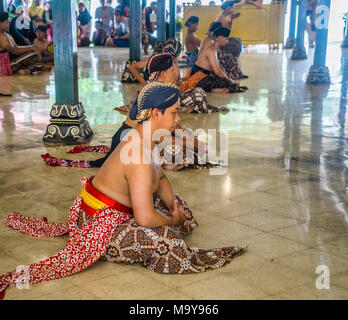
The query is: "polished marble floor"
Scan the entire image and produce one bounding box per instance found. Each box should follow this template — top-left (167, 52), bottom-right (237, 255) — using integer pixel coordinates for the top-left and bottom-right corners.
top-left (0, 43), bottom-right (348, 300)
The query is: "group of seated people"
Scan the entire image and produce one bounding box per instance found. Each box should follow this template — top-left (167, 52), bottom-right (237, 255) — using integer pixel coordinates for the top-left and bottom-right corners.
top-left (179, 0), bottom-right (249, 93)
top-left (0, 6), bottom-right (53, 76)
top-left (78, 1), bottom-right (130, 48)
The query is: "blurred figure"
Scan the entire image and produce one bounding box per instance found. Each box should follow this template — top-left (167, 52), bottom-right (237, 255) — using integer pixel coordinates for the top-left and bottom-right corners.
top-left (9, 5), bottom-right (36, 46)
top-left (29, 0), bottom-right (44, 19)
top-left (106, 7), bottom-right (129, 47)
top-left (78, 2), bottom-right (92, 46)
top-left (306, 0), bottom-right (318, 48)
top-left (34, 24), bottom-right (53, 65)
top-left (92, 20), bottom-right (107, 46)
top-left (184, 16), bottom-right (200, 67)
top-left (95, 0), bottom-right (114, 35)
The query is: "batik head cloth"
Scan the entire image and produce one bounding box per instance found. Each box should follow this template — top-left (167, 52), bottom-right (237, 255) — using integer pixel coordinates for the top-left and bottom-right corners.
top-left (164, 38), bottom-right (182, 58)
top-left (129, 81), bottom-right (180, 121)
top-left (144, 53), bottom-right (173, 82)
top-left (221, 0), bottom-right (240, 10)
top-left (185, 16), bottom-right (199, 27)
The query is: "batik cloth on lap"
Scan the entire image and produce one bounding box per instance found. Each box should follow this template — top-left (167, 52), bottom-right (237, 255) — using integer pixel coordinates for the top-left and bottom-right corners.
top-left (79, 193), bottom-right (247, 274)
top-left (180, 87), bottom-right (229, 113)
top-left (179, 68), bottom-right (208, 92)
top-left (0, 177), bottom-right (133, 299)
top-left (218, 37), bottom-right (245, 80)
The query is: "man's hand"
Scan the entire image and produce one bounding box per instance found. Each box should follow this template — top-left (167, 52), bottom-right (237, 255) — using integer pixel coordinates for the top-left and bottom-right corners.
top-left (232, 12), bottom-right (241, 19)
top-left (170, 199), bottom-right (188, 226)
top-left (33, 47), bottom-right (41, 60)
top-left (24, 38), bottom-right (31, 45)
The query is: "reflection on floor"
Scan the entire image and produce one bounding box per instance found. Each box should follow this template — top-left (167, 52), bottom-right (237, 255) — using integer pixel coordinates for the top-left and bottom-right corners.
top-left (0, 43), bottom-right (348, 300)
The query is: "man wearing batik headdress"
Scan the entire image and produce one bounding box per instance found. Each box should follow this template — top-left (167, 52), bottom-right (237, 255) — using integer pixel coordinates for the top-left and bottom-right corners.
top-left (0, 82), bottom-right (247, 299)
top-left (214, 1), bottom-right (248, 80)
top-left (184, 16), bottom-right (201, 67)
top-left (179, 23), bottom-right (247, 93)
top-left (41, 53), bottom-right (225, 170)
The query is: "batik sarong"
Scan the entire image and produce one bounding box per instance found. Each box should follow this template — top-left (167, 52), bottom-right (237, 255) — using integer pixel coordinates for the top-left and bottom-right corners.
top-left (0, 177), bottom-right (133, 299)
top-left (196, 73), bottom-right (247, 93)
top-left (180, 87), bottom-right (229, 113)
top-left (0, 176), bottom-right (247, 298)
top-left (217, 37), bottom-right (246, 81)
top-left (79, 193), bottom-right (247, 274)
top-left (179, 68), bottom-right (208, 92)
top-left (10, 51), bottom-right (41, 74)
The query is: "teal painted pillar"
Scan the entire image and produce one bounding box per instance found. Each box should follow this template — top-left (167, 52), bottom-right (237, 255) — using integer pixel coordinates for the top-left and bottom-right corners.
top-left (157, 0), bottom-right (166, 43)
top-left (291, 0), bottom-right (308, 60)
top-left (0, 0), bottom-right (7, 12)
top-left (342, 13), bottom-right (348, 48)
top-left (43, 0), bottom-right (92, 144)
top-left (284, 0), bottom-right (298, 49)
top-left (307, 0), bottom-right (331, 84)
top-left (169, 0), bottom-right (176, 39)
top-left (129, 0), bottom-right (141, 61)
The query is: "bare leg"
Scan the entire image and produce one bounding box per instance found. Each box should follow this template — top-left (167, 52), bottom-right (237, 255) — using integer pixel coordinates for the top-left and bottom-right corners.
top-left (211, 88), bottom-right (230, 93)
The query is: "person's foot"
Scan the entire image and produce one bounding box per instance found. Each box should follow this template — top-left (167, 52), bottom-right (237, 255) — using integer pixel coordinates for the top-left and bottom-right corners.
top-left (212, 88), bottom-right (229, 93)
top-left (17, 69), bottom-right (31, 75)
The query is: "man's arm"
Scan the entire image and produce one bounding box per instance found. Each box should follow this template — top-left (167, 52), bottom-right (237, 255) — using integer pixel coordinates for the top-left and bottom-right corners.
top-left (156, 170), bottom-right (176, 211)
top-left (0, 35), bottom-right (40, 57)
top-left (127, 163), bottom-right (185, 227)
top-left (207, 49), bottom-right (234, 82)
top-left (129, 59), bottom-right (148, 86)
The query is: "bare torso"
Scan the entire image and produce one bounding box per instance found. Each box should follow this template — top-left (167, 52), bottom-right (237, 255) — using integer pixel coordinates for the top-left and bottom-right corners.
top-left (185, 32), bottom-right (200, 52)
top-left (216, 13), bottom-right (232, 31)
top-left (92, 127), bottom-right (162, 208)
top-left (195, 44), bottom-right (217, 72)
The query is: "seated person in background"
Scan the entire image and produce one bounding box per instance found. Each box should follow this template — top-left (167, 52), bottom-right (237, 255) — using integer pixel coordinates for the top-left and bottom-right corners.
top-left (105, 8), bottom-right (129, 47)
top-left (184, 16), bottom-right (201, 67)
top-left (92, 20), bottom-right (107, 46)
top-left (29, 0), bottom-right (44, 19)
top-left (34, 25), bottom-right (53, 65)
top-left (9, 6), bottom-right (36, 46)
top-left (0, 12), bottom-right (41, 75)
top-left (31, 14), bottom-right (47, 30)
top-left (179, 25), bottom-right (247, 93)
top-left (77, 2), bottom-right (92, 47)
top-left (95, 0), bottom-right (114, 35)
top-left (235, 0), bottom-right (263, 9)
top-left (216, 1), bottom-right (241, 31)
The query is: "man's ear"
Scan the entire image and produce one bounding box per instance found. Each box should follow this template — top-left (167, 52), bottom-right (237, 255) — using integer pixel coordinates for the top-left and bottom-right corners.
top-left (151, 108), bottom-right (161, 120)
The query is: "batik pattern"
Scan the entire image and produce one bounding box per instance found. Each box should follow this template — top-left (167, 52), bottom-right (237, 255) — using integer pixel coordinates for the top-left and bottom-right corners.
top-left (180, 87), bottom-right (229, 113)
top-left (79, 194), bottom-right (247, 274)
top-left (0, 188), bottom-right (133, 298)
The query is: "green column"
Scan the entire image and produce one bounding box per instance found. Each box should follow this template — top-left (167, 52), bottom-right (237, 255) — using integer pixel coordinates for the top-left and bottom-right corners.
top-left (129, 0), bottom-right (141, 61)
top-left (0, 0), bottom-right (7, 12)
top-left (291, 0), bottom-right (308, 60)
top-left (169, 0), bottom-right (176, 39)
top-left (157, 0), bottom-right (166, 43)
top-left (43, 0), bottom-right (92, 144)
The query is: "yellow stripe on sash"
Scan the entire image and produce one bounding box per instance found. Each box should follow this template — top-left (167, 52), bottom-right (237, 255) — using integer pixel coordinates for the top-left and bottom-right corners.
top-left (80, 187), bottom-right (107, 210)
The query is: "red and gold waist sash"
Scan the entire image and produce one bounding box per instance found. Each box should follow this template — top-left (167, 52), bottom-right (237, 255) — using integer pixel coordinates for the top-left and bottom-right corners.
top-left (80, 176), bottom-right (133, 216)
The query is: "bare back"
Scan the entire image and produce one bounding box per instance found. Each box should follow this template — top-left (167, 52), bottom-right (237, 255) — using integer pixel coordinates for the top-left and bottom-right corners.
top-left (195, 44), bottom-right (217, 72)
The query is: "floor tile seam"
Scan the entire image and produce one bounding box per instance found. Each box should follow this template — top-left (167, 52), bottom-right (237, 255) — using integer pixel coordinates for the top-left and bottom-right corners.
top-left (309, 244), bottom-right (348, 263)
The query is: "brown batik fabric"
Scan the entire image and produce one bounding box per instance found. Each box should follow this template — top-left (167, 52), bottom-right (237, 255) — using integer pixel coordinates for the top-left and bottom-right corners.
top-left (217, 37), bottom-right (245, 80)
top-left (180, 87), bottom-right (229, 113)
top-left (78, 194), bottom-right (247, 274)
top-left (159, 134), bottom-right (226, 171)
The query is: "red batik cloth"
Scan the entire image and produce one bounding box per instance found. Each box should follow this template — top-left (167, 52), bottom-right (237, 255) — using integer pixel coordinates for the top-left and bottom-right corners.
top-left (67, 145), bottom-right (110, 154)
top-left (0, 178), bottom-right (132, 299)
top-left (41, 153), bottom-right (92, 168)
top-left (41, 146), bottom-right (110, 168)
top-left (0, 52), bottom-right (13, 75)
